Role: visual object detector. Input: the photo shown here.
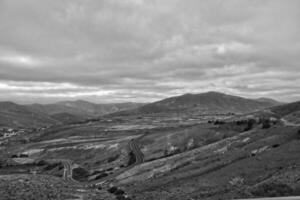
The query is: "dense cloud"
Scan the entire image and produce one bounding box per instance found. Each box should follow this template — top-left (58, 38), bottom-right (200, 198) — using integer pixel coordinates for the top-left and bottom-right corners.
top-left (0, 0), bottom-right (299, 103)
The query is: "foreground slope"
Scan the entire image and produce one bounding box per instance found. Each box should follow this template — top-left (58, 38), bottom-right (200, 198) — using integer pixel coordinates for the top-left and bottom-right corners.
top-left (112, 101), bottom-right (300, 200)
top-left (0, 98), bottom-right (298, 200)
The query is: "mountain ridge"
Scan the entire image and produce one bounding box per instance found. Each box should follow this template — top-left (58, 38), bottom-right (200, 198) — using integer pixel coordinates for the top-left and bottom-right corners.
top-left (111, 91), bottom-right (282, 116)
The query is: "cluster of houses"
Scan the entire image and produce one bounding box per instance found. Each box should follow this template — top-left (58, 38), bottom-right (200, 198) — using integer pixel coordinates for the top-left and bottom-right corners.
top-left (0, 128), bottom-right (25, 139)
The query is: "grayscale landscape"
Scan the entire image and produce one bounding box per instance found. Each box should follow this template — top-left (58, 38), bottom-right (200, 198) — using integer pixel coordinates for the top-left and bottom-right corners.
top-left (0, 1), bottom-right (299, 200)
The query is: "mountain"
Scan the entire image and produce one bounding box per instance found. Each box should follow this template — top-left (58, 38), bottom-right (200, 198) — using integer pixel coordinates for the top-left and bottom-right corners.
top-left (0, 102), bottom-right (58, 128)
top-left (114, 92), bottom-right (280, 116)
top-left (270, 100), bottom-right (300, 117)
top-left (28, 101), bottom-right (144, 118)
top-left (49, 112), bottom-right (85, 124)
top-left (255, 97), bottom-right (282, 106)
top-left (0, 100), bottom-right (144, 128)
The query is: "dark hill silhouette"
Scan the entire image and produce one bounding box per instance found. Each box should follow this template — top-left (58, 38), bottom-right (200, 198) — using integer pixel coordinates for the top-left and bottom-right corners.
top-left (28, 101), bottom-right (144, 118)
top-left (0, 102), bottom-right (58, 128)
top-left (113, 92), bottom-right (280, 116)
top-left (270, 100), bottom-right (300, 117)
top-left (0, 101), bottom-right (144, 128)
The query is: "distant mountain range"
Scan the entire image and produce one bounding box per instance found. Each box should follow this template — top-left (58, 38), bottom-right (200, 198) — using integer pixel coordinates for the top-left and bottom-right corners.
top-left (0, 101), bottom-right (144, 128)
top-left (0, 102), bottom-right (58, 128)
top-left (28, 100), bottom-right (144, 118)
top-left (254, 97), bottom-right (283, 105)
top-left (113, 91), bottom-right (282, 116)
top-left (0, 92), bottom-right (290, 128)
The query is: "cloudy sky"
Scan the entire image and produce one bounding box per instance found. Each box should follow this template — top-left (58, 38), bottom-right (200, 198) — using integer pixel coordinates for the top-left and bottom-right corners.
top-left (0, 0), bottom-right (299, 104)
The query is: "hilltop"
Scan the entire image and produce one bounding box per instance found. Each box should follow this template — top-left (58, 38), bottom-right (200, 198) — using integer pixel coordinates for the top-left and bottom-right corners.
top-left (113, 91), bottom-right (280, 116)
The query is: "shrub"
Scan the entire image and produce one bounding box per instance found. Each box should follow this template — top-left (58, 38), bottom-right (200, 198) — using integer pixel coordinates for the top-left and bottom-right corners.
top-left (214, 120), bottom-right (225, 125)
top-left (107, 154), bottom-right (120, 163)
top-left (262, 120), bottom-right (271, 129)
top-left (44, 163), bottom-right (60, 171)
top-left (115, 189), bottom-right (125, 195)
top-left (108, 186), bottom-right (118, 193)
top-left (236, 120), bottom-right (245, 125)
top-left (72, 167), bottom-right (89, 181)
top-left (116, 195), bottom-right (127, 200)
top-left (244, 119), bottom-right (256, 131)
top-left (95, 172), bottom-right (108, 180)
top-left (36, 160), bottom-right (48, 166)
top-left (251, 183), bottom-right (293, 197)
top-left (127, 151), bottom-right (136, 166)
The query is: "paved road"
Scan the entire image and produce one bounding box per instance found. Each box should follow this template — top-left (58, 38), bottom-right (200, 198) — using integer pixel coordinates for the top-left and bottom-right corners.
top-left (61, 160), bottom-right (79, 185)
top-left (90, 134), bottom-right (146, 186)
top-left (129, 137), bottom-right (144, 165)
top-left (58, 134), bottom-right (146, 186)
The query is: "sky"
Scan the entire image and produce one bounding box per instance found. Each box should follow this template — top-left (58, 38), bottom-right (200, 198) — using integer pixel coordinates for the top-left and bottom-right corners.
top-left (0, 0), bottom-right (299, 104)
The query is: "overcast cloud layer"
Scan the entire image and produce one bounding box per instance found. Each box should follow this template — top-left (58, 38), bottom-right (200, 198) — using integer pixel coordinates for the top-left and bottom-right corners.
top-left (0, 0), bottom-right (299, 104)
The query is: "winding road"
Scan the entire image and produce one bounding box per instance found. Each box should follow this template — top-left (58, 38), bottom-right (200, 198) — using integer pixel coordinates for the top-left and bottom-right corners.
top-left (61, 160), bottom-right (78, 185)
top-left (59, 134), bottom-right (145, 186)
top-left (91, 134), bottom-right (145, 185)
top-left (129, 137), bottom-right (144, 165)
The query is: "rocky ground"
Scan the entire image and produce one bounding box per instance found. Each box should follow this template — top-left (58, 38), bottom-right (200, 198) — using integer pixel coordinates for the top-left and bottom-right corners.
top-left (0, 174), bottom-right (114, 200)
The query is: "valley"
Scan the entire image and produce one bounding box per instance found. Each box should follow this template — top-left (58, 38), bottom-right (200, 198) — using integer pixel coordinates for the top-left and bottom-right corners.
top-left (0, 92), bottom-right (299, 200)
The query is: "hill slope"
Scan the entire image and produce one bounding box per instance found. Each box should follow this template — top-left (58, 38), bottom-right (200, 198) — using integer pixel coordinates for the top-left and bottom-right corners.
top-left (28, 101), bottom-right (144, 118)
top-left (0, 102), bottom-right (58, 128)
top-left (115, 92), bottom-right (279, 116)
top-left (0, 100), bottom-right (144, 128)
top-left (255, 97), bottom-right (282, 106)
top-left (270, 101), bottom-right (300, 117)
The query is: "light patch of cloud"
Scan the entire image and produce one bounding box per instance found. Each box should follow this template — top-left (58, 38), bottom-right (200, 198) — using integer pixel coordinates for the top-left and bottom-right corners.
top-left (215, 42), bottom-right (252, 55)
top-left (0, 54), bottom-right (41, 67)
top-left (0, 0), bottom-right (299, 103)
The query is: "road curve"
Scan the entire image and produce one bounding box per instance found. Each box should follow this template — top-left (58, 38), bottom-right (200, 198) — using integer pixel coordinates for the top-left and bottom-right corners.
top-left (129, 137), bottom-right (144, 165)
top-left (61, 160), bottom-right (79, 185)
top-left (91, 134), bottom-right (146, 185)
top-left (56, 134), bottom-right (146, 187)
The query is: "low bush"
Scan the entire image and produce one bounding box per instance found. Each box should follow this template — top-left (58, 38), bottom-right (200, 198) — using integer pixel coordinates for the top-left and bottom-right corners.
top-left (214, 120), bottom-right (226, 125)
top-left (95, 172), bottom-right (108, 180)
top-left (115, 189), bottom-right (125, 195)
top-left (36, 160), bottom-right (48, 166)
top-left (108, 186), bottom-right (118, 193)
top-left (297, 129), bottom-right (300, 139)
top-left (72, 167), bottom-right (89, 181)
top-left (127, 151), bottom-right (136, 166)
top-left (244, 119), bottom-right (256, 131)
top-left (107, 154), bottom-right (120, 163)
top-left (43, 163), bottom-right (60, 171)
top-left (262, 119), bottom-right (271, 129)
top-left (251, 183), bottom-right (293, 197)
